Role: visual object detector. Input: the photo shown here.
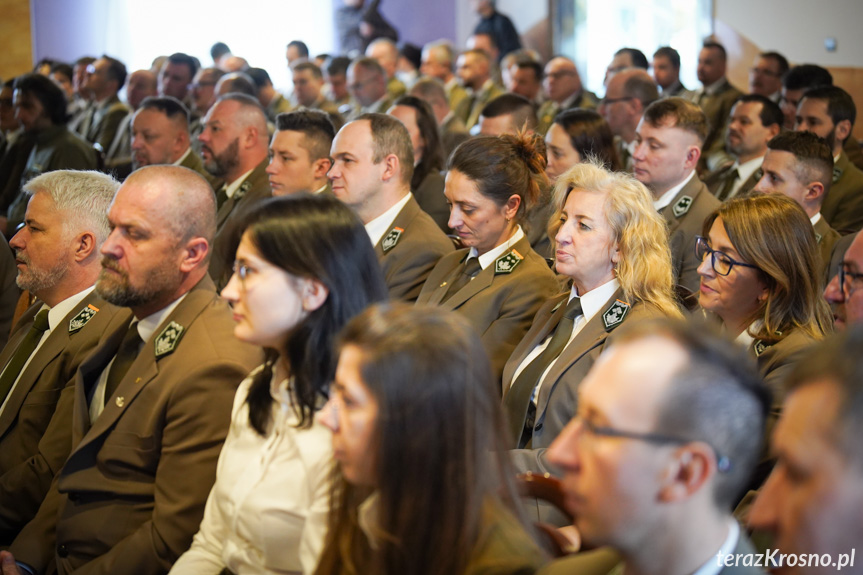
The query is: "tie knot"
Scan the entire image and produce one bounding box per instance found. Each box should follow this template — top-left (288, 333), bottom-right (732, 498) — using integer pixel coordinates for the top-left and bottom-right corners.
top-left (562, 297), bottom-right (583, 320)
top-left (463, 257), bottom-right (482, 278)
top-left (32, 309), bottom-right (50, 333)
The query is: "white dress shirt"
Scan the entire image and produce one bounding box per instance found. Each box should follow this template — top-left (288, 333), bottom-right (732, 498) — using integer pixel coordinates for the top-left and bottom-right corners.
top-left (654, 171), bottom-right (696, 212)
top-left (170, 369), bottom-right (332, 575)
top-left (364, 192), bottom-right (412, 246)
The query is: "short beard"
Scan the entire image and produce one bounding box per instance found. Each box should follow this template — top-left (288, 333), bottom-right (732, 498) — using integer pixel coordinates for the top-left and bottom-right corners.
top-left (14, 252), bottom-right (68, 295)
top-left (203, 137), bottom-right (240, 178)
top-left (95, 256), bottom-right (179, 310)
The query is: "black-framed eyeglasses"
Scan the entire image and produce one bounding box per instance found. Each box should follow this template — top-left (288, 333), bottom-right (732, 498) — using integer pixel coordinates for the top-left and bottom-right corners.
top-left (601, 96), bottom-right (635, 106)
top-left (695, 236), bottom-right (759, 276)
top-left (579, 417), bottom-right (732, 473)
top-left (839, 265), bottom-right (863, 295)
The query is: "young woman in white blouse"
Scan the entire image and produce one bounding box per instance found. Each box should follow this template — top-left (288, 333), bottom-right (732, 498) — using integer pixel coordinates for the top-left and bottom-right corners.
top-left (170, 194), bottom-right (388, 575)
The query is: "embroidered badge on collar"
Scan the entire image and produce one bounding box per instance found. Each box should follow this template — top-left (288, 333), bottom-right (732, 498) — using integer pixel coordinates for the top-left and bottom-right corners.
top-left (833, 167), bottom-right (843, 184)
top-left (551, 299), bottom-right (565, 313)
top-left (495, 249), bottom-right (524, 274)
top-left (68, 304), bottom-right (100, 334)
top-left (602, 299), bottom-right (631, 331)
top-left (235, 180), bottom-right (252, 201)
top-left (155, 321), bottom-right (185, 358)
top-left (815, 232), bottom-right (823, 243)
top-left (753, 340), bottom-right (772, 357)
top-left (381, 227), bottom-right (404, 253)
top-left (672, 196), bottom-right (693, 218)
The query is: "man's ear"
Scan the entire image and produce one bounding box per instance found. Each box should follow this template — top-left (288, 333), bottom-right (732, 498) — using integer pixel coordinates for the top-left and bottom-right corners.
top-left (179, 237), bottom-right (209, 272)
top-left (658, 442), bottom-right (715, 503)
top-left (313, 157), bottom-right (333, 180)
top-left (73, 231), bottom-right (97, 262)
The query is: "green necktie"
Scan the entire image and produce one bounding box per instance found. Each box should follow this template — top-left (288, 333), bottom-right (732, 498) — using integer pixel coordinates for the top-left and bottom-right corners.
top-left (0, 310), bottom-right (50, 404)
top-left (503, 297), bottom-right (582, 448)
top-left (215, 185), bottom-right (229, 211)
top-left (444, 257), bottom-right (482, 301)
top-left (716, 167), bottom-right (740, 202)
top-left (104, 321), bottom-right (141, 400)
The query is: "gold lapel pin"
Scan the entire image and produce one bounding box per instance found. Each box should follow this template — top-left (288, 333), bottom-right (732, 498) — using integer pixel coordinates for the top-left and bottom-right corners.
top-left (115, 396), bottom-right (125, 408)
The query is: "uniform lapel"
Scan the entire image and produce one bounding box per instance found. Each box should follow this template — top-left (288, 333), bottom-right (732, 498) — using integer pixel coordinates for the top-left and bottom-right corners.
top-left (534, 290), bottom-right (626, 418)
top-left (661, 175), bottom-right (701, 235)
top-left (501, 292), bottom-right (569, 396)
top-left (69, 278), bottom-right (218, 455)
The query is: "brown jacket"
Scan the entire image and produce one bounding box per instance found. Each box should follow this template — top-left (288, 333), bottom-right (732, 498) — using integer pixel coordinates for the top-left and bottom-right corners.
top-left (0, 293), bottom-right (128, 540)
top-left (374, 195), bottom-right (454, 303)
top-left (209, 159), bottom-right (272, 290)
top-left (416, 236), bottom-right (558, 383)
top-left (11, 276), bottom-right (262, 575)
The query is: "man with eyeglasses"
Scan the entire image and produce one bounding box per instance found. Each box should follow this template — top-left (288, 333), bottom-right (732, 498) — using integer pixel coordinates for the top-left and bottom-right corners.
top-left (599, 68), bottom-right (658, 172)
top-left (344, 57), bottom-right (393, 122)
top-left (536, 57), bottom-right (597, 135)
top-left (539, 319), bottom-right (770, 575)
top-left (748, 52), bottom-right (788, 104)
top-left (824, 232), bottom-right (863, 329)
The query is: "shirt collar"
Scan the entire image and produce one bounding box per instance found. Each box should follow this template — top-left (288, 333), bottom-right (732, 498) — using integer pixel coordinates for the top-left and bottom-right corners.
top-left (692, 521), bottom-right (740, 575)
top-left (135, 293), bottom-right (187, 344)
top-left (172, 147), bottom-right (192, 166)
top-left (810, 212), bottom-right (822, 226)
top-left (47, 286), bottom-right (95, 332)
top-left (653, 171), bottom-right (696, 211)
top-left (225, 168), bottom-right (255, 199)
top-left (569, 278), bottom-right (620, 323)
top-left (736, 155), bottom-right (763, 184)
top-left (364, 192), bottom-right (412, 246)
top-left (469, 226), bottom-right (525, 269)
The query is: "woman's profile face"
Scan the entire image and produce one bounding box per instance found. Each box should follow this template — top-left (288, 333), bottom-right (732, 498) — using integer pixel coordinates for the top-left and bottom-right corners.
top-left (221, 233), bottom-right (310, 348)
top-left (697, 217), bottom-right (768, 325)
top-left (445, 169), bottom-right (518, 256)
top-left (554, 188), bottom-right (618, 294)
top-left (545, 123), bottom-right (581, 182)
top-left (389, 105), bottom-right (425, 165)
top-left (321, 344), bottom-right (379, 486)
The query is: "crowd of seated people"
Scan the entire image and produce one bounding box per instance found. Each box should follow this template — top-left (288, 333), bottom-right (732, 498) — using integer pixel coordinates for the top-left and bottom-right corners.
top-left (0, 17), bottom-right (863, 575)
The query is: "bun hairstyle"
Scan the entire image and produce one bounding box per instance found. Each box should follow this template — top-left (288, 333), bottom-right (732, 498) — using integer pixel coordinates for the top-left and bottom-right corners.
top-left (448, 132), bottom-right (548, 223)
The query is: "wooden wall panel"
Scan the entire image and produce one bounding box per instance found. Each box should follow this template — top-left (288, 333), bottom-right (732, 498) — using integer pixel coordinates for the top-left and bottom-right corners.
top-left (0, 0), bottom-right (32, 81)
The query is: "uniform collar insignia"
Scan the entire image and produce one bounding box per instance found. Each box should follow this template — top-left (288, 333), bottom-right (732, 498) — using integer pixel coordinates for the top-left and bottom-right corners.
top-left (833, 167), bottom-right (843, 184)
top-left (753, 340), bottom-right (772, 357)
top-left (155, 321), bottom-right (185, 358)
top-left (236, 180), bottom-right (252, 200)
top-left (672, 195), bottom-right (693, 218)
top-left (815, 232), bottom-right (823, 243)
top-left (495, 249), bottom-right (523, 274)
top-left (381, 227), bottom-right (404, 253)
top-left (68, 303), bottom-right (100, 334)
top-left (602, 299), bottom-right (631, 331)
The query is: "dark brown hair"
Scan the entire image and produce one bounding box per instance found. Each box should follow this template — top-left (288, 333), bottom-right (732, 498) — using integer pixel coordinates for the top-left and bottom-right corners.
top-left (447, 132), bottom-right (548, 222)
top-left (553, 108), bottom-right (621, 171)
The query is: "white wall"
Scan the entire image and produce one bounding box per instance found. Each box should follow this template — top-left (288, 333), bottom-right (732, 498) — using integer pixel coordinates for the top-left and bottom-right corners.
top-left (716, 0), bottom-right (863, 66)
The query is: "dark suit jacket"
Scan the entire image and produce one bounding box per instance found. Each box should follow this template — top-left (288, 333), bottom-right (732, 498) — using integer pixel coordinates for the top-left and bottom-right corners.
top-left (821, 151), bottom-right (863, 234)
top-left (505, 290), bottom-right (666, 473)
top-left (413, 171), bottom-right (449, 233)
top-left (209, 159), bottom-right (272, 290)
top-left (374, 195), bottom-right (454, 303)
top-left (416, 236), bottom-right (558, 383)
top-left (659, 175), bottom-right (720, 296)
top-left (694, 79), bottom-right (744, 172)
top-left (0, 293), bottom-right (128, 541)
top-left (10, 276), bottom-right (262, 575)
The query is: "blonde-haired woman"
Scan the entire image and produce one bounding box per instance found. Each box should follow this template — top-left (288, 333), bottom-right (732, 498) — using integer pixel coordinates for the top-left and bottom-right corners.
top-left (502, 161), bottom-right (682, 522)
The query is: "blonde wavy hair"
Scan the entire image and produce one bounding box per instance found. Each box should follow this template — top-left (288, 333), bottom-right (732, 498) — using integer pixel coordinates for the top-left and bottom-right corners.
top-left (548, 160), bottom-right (682, 318)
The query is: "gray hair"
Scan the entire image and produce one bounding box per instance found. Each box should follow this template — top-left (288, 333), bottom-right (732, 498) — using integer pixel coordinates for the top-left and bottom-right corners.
top-left (23, 170), bottom-right (118, 244)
